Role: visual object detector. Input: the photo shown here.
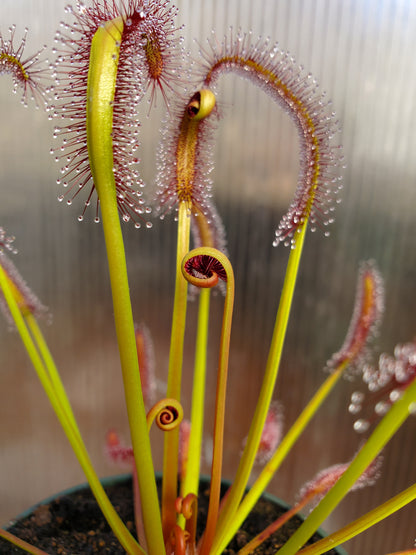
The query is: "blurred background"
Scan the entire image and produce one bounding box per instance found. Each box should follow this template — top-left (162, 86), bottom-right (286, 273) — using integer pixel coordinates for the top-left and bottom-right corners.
top-left (1, 0), bottom-right (416, 553)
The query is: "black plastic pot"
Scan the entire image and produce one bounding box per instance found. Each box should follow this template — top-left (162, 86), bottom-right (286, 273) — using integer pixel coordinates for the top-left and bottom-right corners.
top-left (2, 474), bottom-right (348, 554)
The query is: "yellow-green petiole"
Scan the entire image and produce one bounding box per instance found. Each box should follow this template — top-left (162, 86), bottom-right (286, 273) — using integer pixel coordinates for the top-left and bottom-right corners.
top-left (161, 90), bottom-right (216, 539)
top-left (87, 18), bottom-right (164, 554)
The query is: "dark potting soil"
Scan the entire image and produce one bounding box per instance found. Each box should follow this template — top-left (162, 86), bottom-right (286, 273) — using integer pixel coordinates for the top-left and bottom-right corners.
top-left (1, 476), bottom-right (342, 554)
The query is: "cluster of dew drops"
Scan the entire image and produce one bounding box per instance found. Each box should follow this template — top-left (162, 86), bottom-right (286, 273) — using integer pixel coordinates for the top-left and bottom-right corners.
top-left (0, 228), bottom-right (18, 255)
top-left (348, 342), bottom-right (416, 433)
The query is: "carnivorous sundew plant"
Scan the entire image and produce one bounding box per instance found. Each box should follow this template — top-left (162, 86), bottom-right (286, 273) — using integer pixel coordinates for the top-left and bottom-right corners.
top-left (0, 1), bottom-right (415, 553)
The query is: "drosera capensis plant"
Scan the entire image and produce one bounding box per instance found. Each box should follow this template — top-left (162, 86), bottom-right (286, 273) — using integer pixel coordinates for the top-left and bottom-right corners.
top-left (0, 1), bottom-right (416, 554)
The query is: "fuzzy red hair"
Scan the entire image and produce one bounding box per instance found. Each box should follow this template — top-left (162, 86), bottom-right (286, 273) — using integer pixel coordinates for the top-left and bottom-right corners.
top-left (52, 0), bottom-right (183, 224)
top-left (199, 30), bottom-right (344, 246)
top-left (0, 25), bottom-right (48, 108)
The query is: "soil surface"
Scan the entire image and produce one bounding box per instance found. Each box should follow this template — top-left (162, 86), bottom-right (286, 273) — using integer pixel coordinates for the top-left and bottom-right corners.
top-left (1, 476), bottom-right (342, 554)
